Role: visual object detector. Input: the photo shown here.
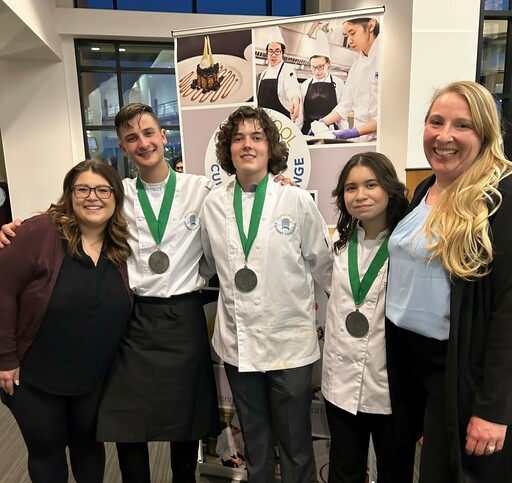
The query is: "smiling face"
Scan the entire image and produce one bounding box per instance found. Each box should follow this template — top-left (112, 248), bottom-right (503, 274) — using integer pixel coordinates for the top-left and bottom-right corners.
top-left (423, 92), bottom-right (482, 187)
top-left (344, 165), bottom-right (389, 235)
top-left (230, 119), bottom-right (270, 188)
top-left (118, 113), bottom-right (168, 178)
top-left (343, 20), bottom-right (376, 56)
top-left (72, 170), bottom-right (116, 232)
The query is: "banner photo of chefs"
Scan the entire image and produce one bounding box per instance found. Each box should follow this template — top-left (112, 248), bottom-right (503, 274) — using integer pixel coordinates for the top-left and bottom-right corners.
top-left (175, 11), bottom-right (383, 226)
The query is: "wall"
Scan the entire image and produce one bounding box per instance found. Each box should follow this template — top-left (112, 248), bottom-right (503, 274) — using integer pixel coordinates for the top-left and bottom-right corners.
top-left (319, 0), bottom-right (480, 174)
top-left (0, 3), bottom-right (268, 218)
top-left (0, 0), bottom-right (481, 218)
top-left (406, 0), bottom-right (480, 168)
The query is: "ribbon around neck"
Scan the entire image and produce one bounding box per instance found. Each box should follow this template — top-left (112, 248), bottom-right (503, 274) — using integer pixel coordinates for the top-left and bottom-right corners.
top-left (135, 167), bottom-right (176, 245)
top-left (348, 228), bottom-right (389, 306)
top-left (233, 175), bottom-right (269, 263)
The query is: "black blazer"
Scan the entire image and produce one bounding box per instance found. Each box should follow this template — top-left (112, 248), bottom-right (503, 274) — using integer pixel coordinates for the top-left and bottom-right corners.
top-left (386, 174), bottom-right (512, 482)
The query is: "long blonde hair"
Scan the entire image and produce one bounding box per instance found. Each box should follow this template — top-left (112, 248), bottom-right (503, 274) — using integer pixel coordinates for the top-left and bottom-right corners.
top-left (424, 81), bottom-right (512, 279)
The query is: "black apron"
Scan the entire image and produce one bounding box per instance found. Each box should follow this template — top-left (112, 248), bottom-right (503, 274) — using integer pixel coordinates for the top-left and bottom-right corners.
top-left (96, 291), bottom-right (220, 442)
top-left (257, 63), bottom-right (290, 118)
top-left (301, 77), bottom-right (337, 135)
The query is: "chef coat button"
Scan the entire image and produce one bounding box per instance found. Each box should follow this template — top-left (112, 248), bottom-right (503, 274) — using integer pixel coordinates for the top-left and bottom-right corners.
top-left (337, 356), bottom-right (343, 362)
top-left (254, 300), bottom-right (260, 305)
top-left (172, 215), bottom-right (178, 221)
top-left (342, 266), bottom-right (347, 270)
top-left (255, 244), bottom-right (261, 249)
top-left (170, 243), bottom-right (175, 248)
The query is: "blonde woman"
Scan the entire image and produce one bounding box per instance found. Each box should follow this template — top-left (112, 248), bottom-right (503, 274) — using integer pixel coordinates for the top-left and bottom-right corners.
top-left (385, 81), bottom-right (512, 482)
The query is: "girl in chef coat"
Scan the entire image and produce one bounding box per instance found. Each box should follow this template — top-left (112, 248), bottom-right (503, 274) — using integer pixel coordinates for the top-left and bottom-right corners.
top-left (315, 18), bottom-right (380, 142)
top-left (301, 30), bottom-right (347, 135)
top-left (321, 152), bottom-right (415, 483)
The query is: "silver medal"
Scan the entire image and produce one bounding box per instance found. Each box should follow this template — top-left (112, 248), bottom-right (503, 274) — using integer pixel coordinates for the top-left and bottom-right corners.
top-left (345, 310), bottom-right (369, 338)
top-left (148, 250), bottom-right (170, 274)
top-left (234, 267), bottom-right (258, 292)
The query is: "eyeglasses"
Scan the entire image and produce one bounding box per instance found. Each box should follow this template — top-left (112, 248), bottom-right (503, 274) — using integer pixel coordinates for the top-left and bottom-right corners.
top-left (72, 184), bottom-right (114, 199)
top-left (311, 63), bottom-right (326, 71)
top-left (268, 49), bottom-right (282, 56)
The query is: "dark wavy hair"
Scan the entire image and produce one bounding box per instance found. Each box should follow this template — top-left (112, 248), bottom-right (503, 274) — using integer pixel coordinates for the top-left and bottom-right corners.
top-left (46, 159), bottom-right (131, 266)
top-left (115, 103), bottom-right (161, 137)
top-left (215, 106), bottom-right (288, 176)
top-left (344, 17), bottom-right (380, 38)
top-left (332, 152), bottom-right (408, 253)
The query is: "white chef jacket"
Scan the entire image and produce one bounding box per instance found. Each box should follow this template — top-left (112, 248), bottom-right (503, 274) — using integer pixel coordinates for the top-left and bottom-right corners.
top-left (332, 36), bottom-right (380, 142)
top-left (123, 172), bottom-right (213, 297)
top-left (200, 174), bottom-right (333, 372)
top-left (321, 226), bottom-right (391, 415)
top-left (258, 61), bottom-right (301, 113)
top-left (300, 74), bottom-right (348, 131)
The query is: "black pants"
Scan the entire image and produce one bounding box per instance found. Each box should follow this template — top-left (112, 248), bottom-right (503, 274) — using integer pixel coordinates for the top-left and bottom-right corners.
top-left (1, 380), bottom-right (104, 483)
top-left (116, 440), bottom-right (199, 483)
top-left (397, 327), bottom-right (512, 483)
top-left (324, 400), bottom-right (415, 483)
top-left (224, 362), bottom-right (316, 483)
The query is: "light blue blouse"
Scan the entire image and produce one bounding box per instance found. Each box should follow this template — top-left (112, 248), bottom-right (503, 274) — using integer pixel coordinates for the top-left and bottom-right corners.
top-left (386, 193), bottom-right (451, 340)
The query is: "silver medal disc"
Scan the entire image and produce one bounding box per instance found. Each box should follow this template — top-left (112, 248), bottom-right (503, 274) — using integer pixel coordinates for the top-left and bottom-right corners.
top-left (235, 267), bottom-right (258, 292)
top-left (345, 311), bottom-right (369, 338)
top-left (148, 250), bottom-right (170, 274)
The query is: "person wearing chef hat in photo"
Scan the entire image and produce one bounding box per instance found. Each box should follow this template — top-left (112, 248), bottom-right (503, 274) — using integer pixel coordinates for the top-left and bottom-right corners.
top-left (257, 26), bottom-right (301, 121)
top-left (313, 17), bottom-right (380, 142)
top-left (300, 30), bottom-right (348, 136)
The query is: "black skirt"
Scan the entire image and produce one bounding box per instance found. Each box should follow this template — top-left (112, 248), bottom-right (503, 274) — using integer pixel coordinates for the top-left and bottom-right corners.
top-left (97, 291), bottom-right (220, 442)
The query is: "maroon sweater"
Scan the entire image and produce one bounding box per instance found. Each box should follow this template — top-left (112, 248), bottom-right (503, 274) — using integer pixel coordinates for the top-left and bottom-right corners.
top-left (0, 214), bottom-right (131, 371)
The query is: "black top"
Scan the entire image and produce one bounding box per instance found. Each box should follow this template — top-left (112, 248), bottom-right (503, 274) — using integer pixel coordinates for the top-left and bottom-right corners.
top-left (21, 242), bottom-right (131, 395)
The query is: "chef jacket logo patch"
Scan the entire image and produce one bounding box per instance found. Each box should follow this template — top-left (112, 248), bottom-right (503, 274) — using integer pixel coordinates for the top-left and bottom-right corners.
top-left (274, 214), bottom-right (296, 235)
top-left (183, 211), bottom-right (200, 230)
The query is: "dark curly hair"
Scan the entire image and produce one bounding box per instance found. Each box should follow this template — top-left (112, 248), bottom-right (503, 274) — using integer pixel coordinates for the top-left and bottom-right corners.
top-left (215, 106), bottom-right (288, 176)
top-left (332, 152), bottom-right (408, 253)
top-left (47, 159), bottom-right (131, 266)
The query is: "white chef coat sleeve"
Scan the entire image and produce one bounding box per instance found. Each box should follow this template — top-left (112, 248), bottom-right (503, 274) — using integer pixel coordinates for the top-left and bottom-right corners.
top-left (282, 64), bottom-right (301, 102)
top-left (332, 62), bottom-right (358, 120)
top-left (297, 190), bottom-right (333, 293)
top-left (334, 75), bottom-right (345, 103)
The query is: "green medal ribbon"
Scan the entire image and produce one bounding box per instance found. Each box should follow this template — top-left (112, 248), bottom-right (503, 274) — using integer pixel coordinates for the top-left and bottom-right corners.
top-left (135, 167), bottom-right (176, 245)
top-left (233, 175), bottom-right (269, 263)
top-left (348, 228), bottom-right (389, 305)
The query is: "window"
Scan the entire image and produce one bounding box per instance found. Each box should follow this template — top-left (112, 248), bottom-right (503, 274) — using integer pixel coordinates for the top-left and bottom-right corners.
top-left (478, 1), bottom-right (512, 158)
top-left (76, 40), bottom-right (181, 178)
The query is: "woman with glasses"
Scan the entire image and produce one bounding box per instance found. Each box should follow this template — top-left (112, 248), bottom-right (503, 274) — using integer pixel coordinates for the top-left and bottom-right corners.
top-left (301, 30), bottom-right (347, 135)
top-left (0, 160), bottom-right (132, 483)
top-left (257, 27), bottom-right (301, 121)
top-left (316, 17), bottom-right (380, 142)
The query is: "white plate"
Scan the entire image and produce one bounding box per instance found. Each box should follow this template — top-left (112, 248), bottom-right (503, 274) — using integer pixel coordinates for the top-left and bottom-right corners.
top-left (243, 44), bottom-right (252, 61)
top-left (178, 55), bottom-right (253, 106)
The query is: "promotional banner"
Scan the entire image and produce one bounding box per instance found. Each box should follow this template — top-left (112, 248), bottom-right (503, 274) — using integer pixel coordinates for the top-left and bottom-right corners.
top-left (175, 9), bottom-right (384, 480)
top-left (174, 9), bottom-right (383, 224)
